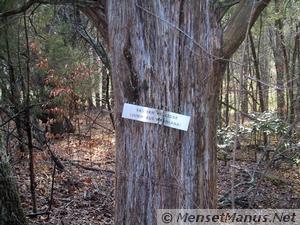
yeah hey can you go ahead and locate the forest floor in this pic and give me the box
[11,112,300,225]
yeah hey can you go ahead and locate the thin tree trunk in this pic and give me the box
[225,64,230,126]
[95,92,101,108]
[249,32,265,112]
[249,31,268,147]
[218,78,223,128]
[4,20,25,153]
[294,25,300,132]
[94,61,101,108]
[102,66,115,129]
[233,77,237,121]
[24,14,37,213]
[87,95,94,110]
[250,80,257,112]
[101,66,108,108]
[260,29,270,111]
[270,0,287,119]
[290,25,299,124]
[241,40,249,123]
[270,28,285,119]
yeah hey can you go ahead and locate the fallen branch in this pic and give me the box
[26,211,49,218]
[60,157,114,174]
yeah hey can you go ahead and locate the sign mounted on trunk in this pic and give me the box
[121,103,190,131]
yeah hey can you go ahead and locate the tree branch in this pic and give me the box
[222,0,271,58]
[0,0,108,43]
[0,0,37,18]
[216,0,241,21]
[74,20,110,68]
[0,0,102,18]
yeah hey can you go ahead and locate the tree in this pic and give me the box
[108,0,270,224]
[0,134,28,225]
[0,0,271,224]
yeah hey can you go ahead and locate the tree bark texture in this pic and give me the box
[0,1,271,225]
[108,1,222,224]
[0,145,28,225]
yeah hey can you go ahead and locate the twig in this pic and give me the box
[26,211,50,218]
[60,157,114,174]
[84,114,114,133]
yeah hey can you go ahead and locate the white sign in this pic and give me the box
[122,103,190,131]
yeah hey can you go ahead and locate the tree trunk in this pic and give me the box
[270,28,286,119]
[274,0,291,122]
[24,14,37,213]
[102,66,109,108]
[295,25,300,132]
[291,24,299,124]
[260,42,269,111]
[224,64,230,126]
[271,0,288,120]
[0,138,28,225]
[0,1,271,224]
[0,0,256,222]
[249,32,268,147]
[249,32,265,112]
[218,78,223,128]
[109,1,222,224]
[241,41,249,123]
[94,62,101,108]
[106,0,270,223]
[4,22,26,153]
[87,95,94,110]
[102,66,115,128]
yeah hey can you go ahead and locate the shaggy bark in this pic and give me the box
[107,0,270,224]
[0,1,271,224]
[109,2,222,223]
